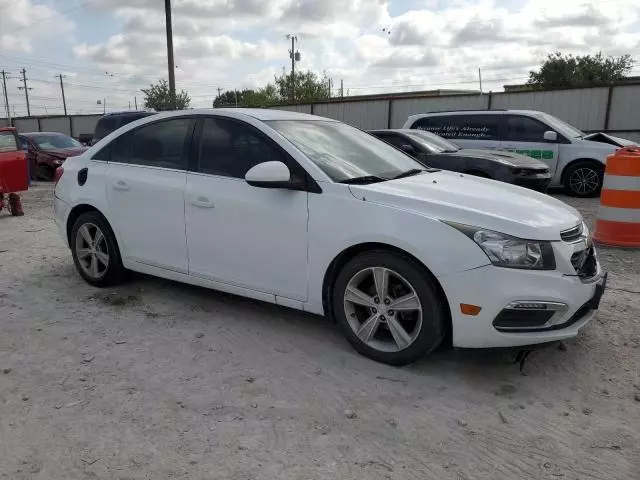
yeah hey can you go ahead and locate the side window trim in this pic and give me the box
[191,116,321,193]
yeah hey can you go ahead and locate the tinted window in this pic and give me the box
[197,117,290,179]
[94,117,116,139]
[128,118,190,169]
[378,133,410,149]
[0,131,18,152]
[412,115,501,141]
[19,136,30,150]
[505,115,550,142]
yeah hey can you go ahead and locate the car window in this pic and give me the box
[29,134,82,150]
[196,117,291,179]
[122,118,191,169]
[94,117,115,139]
[505,115,551,142]
[19,137,30,150]
[267,120,426,182]
[403,130,459,152]
[0,131,18,152]
[379,133,410,149]
[412,115,501,141]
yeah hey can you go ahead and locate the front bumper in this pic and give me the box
[438,258,605,349]
[512,173,552,192]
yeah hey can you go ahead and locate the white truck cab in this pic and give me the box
[403,109,634,197]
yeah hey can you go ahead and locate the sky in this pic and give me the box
[1,0,639,117]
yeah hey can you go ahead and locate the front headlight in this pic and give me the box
[444,222,556,270]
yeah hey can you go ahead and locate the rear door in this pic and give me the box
[500,115,560,175]
[410,114,503,151]
[104,117,195,273]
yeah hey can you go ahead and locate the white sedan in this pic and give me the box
[53,109,606,365]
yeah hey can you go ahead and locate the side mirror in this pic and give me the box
[245,161,292,189]
[543,131,558,142]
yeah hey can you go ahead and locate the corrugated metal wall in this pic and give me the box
[490,87,609,131]
[40,116,71,135]
[2,84,639,138]
[390,95,488,128]
[607,85,640,131]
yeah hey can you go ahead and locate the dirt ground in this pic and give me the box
[1,183,639,480]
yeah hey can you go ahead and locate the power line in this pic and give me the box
[3,0,101,35]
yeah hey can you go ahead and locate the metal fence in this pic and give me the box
[2,83,639,142]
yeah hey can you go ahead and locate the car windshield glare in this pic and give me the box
[32,134,82,150]
[267,120,426,182]
[403,130,459,153]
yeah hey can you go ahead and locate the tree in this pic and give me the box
[213,86,280,108]
[141,79,191,111]
[274,70,331,103]
[528,52,634,89]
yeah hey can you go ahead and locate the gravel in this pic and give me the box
[1,183,639,479]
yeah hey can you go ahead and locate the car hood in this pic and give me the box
[348,170,581,240]
[456,149,549,169]
[582,132,635,147]
[45,147,88,159]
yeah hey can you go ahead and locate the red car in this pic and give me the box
[20,132,87,181]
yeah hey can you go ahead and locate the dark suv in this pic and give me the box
[91,111,155,145]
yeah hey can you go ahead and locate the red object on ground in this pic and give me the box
[0,127,29,194]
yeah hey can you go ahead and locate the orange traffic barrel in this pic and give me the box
[593,146,640,247]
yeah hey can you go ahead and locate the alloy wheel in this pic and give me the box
[569,167,600,195]
[75,222,110,280]
[343,267,423,353]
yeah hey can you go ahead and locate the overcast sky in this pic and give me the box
[1,0,639,116]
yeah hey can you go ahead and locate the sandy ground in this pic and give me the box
[1,183,639,480]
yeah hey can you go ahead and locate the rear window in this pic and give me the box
[94,113,153,140]
[0,131,18,152]
[412,114,501,141]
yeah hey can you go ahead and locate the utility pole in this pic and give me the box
[58,74,67,116]
[1,70,11,124]
[217,87,222,97]
[164,0,176,109]
[18,68,33,117]
[287,34,298,103]
[478,68,483,94]
[129,101,131,110]
[134,96,138,110]
[340,79,344,98]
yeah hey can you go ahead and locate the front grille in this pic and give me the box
[561,224,583,242]
[571,247,597,279]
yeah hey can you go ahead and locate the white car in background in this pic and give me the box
[54,109,606,365]
[403,109,634,197]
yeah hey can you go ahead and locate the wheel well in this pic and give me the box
[560,158,604,184]
[65,204,100,248]
[322,242,453,345]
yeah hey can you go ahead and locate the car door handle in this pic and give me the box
[190,196,214,208]
[113,180,130,191]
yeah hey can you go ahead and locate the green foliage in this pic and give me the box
[142,79,191,111]
[212,70,330,108]
[527,52,634,89]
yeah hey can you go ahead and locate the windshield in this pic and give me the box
[267,120,426,182]
[537,113,585,138]
[30,134,82,150]
[402,130,459,153]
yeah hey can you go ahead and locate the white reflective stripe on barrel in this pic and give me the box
[602,175,640,191]
[596,205,640,223]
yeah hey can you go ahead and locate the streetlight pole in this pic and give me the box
[164,0,176,109]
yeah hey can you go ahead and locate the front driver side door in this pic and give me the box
[185,116,309,302]
[500,115,560,175]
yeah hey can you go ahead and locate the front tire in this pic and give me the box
[563,161,603,197]
[332,251,445,366]
[70,212,126,287]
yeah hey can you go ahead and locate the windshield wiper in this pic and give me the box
[391,169,427,180]
[338,175,387,185]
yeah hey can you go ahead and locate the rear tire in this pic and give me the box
[70,211,126,287]
[332,250,445,366]
[563,161,603,197]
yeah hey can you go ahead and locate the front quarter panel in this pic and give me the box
[305,182,490,315]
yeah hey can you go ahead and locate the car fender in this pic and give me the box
[305,183,490,315]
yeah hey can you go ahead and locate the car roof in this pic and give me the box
[101,111,154,117]
[21,131,66,137]
[0,127,16,132]
[408,109,542,118]
[135,108,335,123]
